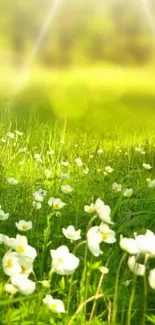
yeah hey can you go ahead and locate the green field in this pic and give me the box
[1,66,155,325]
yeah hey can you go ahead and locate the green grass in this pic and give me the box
[0,66,155,324]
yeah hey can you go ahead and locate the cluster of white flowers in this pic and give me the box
[48,197,66,210]
[1,234,37,295]
[112,183,134,197]
[120,230,155,288]
[33,188,47,209]
[85,198,116,256]
[135,147,145,155]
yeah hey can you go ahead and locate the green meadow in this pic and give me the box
[0,65,155,324]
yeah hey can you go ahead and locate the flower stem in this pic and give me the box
[126,274,137,325]
[112,253,127,324]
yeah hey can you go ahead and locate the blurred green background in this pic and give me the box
[0,0,155,133]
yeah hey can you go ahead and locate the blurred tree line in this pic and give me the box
[0,0,155,66]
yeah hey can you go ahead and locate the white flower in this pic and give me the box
[135,147,142,152]
[9,235,37,260]
[7,177,19,185]
[135,230,155,257]
[127,256,145,276]
[5,283,18,295]
[45,169,52,178]
[99,223,116,244]
[47,150,54,155]
[99,266,109,274]
[15,220,32,232]
[43,294,65,313]
[0,209,9,220]
[142,163,152,170]
[3,235,16,247]
[148,269,155,289]
[87,226,102,257]
[34,154,41,160]
[48,197,66,210]
[61,161,70,167]
[62,225,81,241]
[75,158,83,167]
[33,201,42,209]
[15,130,23,136]
[95,198,114,224]
[1,138,6,143]
[120,235,140,255]
[61,185,73,194]
[84,203,95,214]
[18,256,34,276]
[50,245,79,275]
[38,188,47,197]
[33,191,44,202]
[34,154,42,163]
[18,147,27,153]
[105,166,113,173]
[83,168,89,175]
[147,179,155,188]
[18,161,25,166]
[11,274,36,295]
[97,149,103,155]
[123,188,133,197]
[2,251,21,276]
[0,233,4,243]
[112,182,122,192]
[60,173,69,179]
[7,132,15,139]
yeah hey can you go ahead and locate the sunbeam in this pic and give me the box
[1,0,64,120]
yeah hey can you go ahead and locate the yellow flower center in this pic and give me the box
[57,257,63,264]
[21,267,27,274]
[18,245,25,253]
[7,259,13,268]
[54,203,60,209]
[102,233,108,241]
[88,207,94,213]
[51,303,57,310]
[22,224,28,231]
